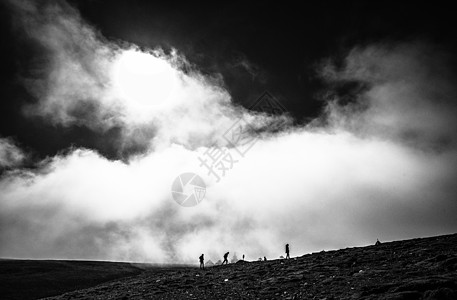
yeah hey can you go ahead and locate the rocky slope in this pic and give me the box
[42,233,457,299]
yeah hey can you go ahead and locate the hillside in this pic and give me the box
[3,233,457,299]
[0,260,146,300]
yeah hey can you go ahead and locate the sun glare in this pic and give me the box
[113,50,178,109]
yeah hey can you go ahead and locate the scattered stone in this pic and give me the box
[40,233,457,300]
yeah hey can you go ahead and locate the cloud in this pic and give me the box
[319,42,457,150]
[0,137,26,169]
[1,1,457,263]
[8,0,260,157]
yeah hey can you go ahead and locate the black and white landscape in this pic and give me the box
[2,233,457,299]
[0,1,456,299]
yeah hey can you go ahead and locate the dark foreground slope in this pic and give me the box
[4,233,457,300]
[0,260,146,300]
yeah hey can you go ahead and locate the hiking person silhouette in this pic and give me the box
[264,256,267,261]
[285,244,290,259]
[222,252,229,265]
[242,254,245,261]
[199,254,204,270]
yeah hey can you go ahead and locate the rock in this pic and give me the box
[382,291,422,299]
[423,288,457,300]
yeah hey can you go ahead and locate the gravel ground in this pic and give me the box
[43,233,457,299]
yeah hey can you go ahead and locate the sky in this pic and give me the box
[0,0,456,264]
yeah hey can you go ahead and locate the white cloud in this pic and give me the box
[9,0,255,153]
[320,42,457,149]
[0,137,26,168]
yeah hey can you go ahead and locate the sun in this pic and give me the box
[112,50,178,109]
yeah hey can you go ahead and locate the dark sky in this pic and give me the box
[0,0,456,160]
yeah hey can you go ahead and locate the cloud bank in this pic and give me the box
[1,1,456,263]
[0,137,26,168]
